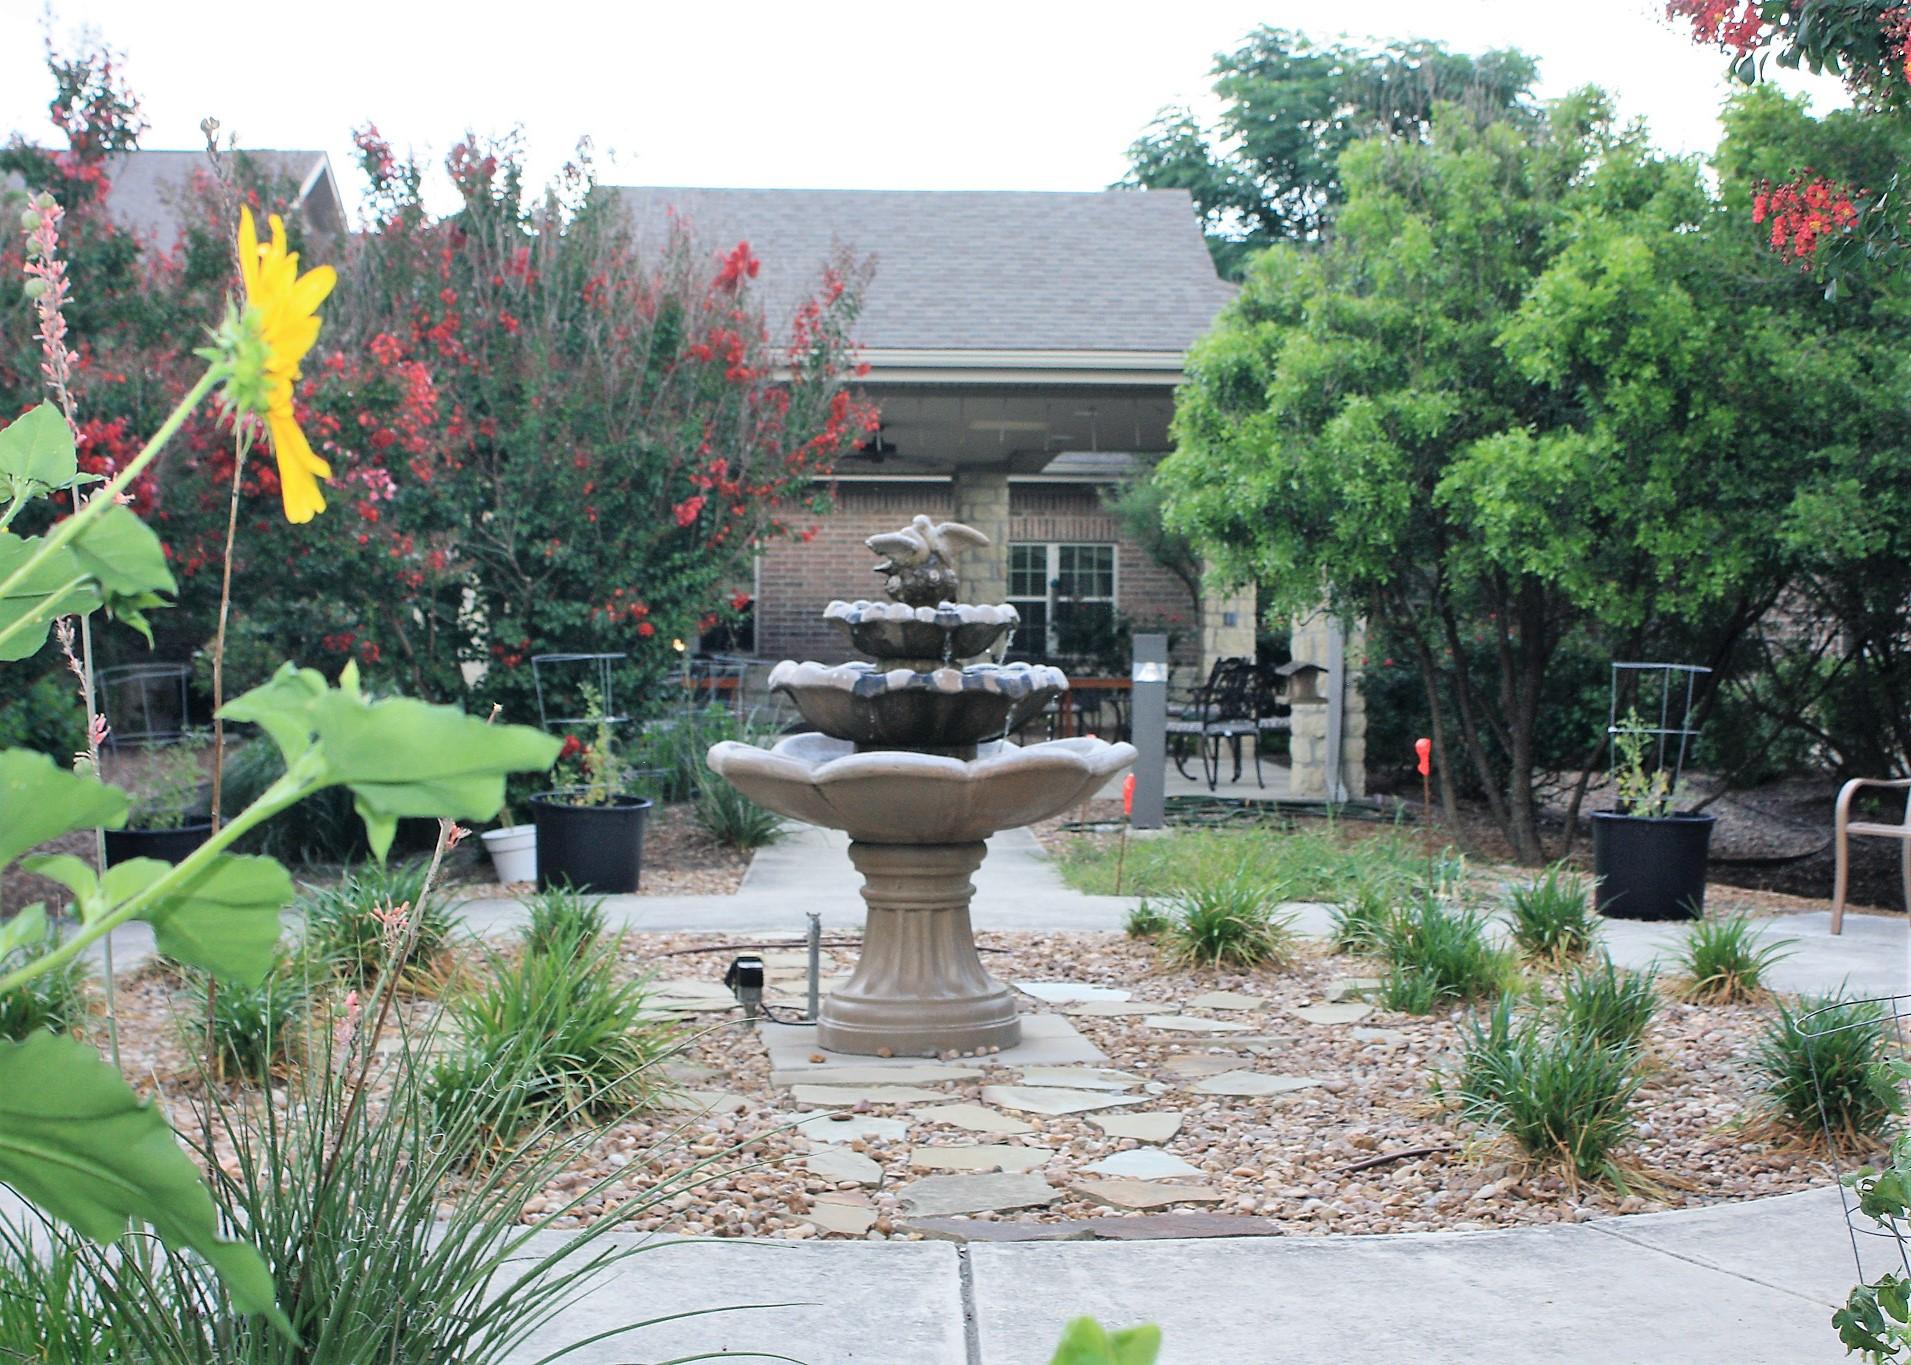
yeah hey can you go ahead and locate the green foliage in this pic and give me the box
[628,703,750,805]
[1754,995,1902,1144]
[1057,823,1422,902]
[429,930,673,1155]
[1837,1071,1911,1360]
[0,921,88,1041]
[1118,26,1536,273]
[1161,881,1298,970]
[694,767,782,850]
[0,1220,128,1362]
[1506,863,1597,963]
[1610,708,1676,818]
[298,860,452,982]
[1374,895,1517,1012]
[219,735,379,865]
[1451,1016,1644,1183]
[1156,89,1842,862]
[1556,957,1659,1050]
[0,665,85,760]
[1050,1315,1163,1365]
[186,958,306,1082]
[0,747,126,866]
[521,885,607,957]
[1672,916,1794,1003]
[1124,900,1172,939]
[126,740,207,830]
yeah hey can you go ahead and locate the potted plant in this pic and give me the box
[104,740,211,866]
[529,689,651,894]
[1591,705,1717,920]
[479,800,537,885]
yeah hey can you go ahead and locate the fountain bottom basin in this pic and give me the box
[818,840,1020,1056]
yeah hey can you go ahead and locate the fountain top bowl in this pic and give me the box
[824,598,1020,665]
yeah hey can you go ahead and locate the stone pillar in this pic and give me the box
[1288,609,1367,801]
[1199,570,1256,674]
[952,469,1010,606]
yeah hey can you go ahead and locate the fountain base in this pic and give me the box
[817,840,1022,1057]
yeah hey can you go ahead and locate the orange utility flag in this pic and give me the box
[1415,737,1432,777]
[1122,772,1136,817]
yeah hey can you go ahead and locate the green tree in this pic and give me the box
[1117,27,1538,275]
[1157,92,1817,861]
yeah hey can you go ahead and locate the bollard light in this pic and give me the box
[724,954,765,1020]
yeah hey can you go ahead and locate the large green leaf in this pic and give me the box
[1049,1317,1162,1365]
[68,504,177,645]
[0,535,95,661]
[0,904,46,959]
[222,663,562,859]
[0,749,127,869]
[0,401,81,498]
[141,853,291,984]
[0,1032,285,1329]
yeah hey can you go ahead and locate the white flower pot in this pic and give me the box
[481,823,537,884]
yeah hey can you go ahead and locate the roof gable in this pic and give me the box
[96,149,344,244]
[612,186,1232,355]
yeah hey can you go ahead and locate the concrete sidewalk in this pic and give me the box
[507,1187,1878,1363]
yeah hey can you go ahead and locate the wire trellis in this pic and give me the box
[530,653,630,733]
[1606,661,1711,794]
[94,662,193,748]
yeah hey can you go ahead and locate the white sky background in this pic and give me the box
[0,0,1850,220]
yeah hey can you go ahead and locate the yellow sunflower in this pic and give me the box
[235,207,337,523]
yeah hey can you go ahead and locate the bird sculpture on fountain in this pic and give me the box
[866,515,991,608]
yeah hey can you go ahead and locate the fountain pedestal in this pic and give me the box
[818,840,1020,1056]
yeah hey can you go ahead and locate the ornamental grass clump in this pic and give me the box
[185,957,306,1082]
[429,927,674,1157]
[1375,895,1517,1013]
[1453,1023,1645,1186]
[299,860,454,982]
[1556,956,1659,1050]
[521,885,608,957]
[0,924,88,1042]
[1330,869,1401,955]
[1125,900,1172,939]
[1754,995,1904,1146]
[1672,915,1794,1003]
[1506,862,1597,964]
[1161,881,1298,970]
[693,768,782,851]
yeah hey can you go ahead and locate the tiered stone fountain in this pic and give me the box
[707,516,1136,1056]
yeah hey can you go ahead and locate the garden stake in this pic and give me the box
[1114,772,1136,894]
[1415,737,1434,881]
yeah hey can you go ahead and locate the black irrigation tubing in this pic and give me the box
[652,940,1012,957]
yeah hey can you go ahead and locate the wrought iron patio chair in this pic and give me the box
[1165,657,1261,791]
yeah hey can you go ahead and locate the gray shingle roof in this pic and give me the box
[612,186,1232,354]
[96,149,343,244]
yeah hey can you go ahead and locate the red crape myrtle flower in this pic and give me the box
[1752,173,1864,264]
[1665,0,1765,55]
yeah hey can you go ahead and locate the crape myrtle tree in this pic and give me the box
[156,131,877,720]
[1155,92,1824,863]
[1117,26,1539,275]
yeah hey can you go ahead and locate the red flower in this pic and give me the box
[713,240,760,292]
[559,734,584,760]
[672,495,707,528]
[637,621,656,637]
[729,590,752,610]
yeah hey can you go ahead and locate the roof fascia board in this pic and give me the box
[858,348,1186,385]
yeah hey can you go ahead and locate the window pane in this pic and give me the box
[1057,544,1113,599]
[1007,599,1048,658]
[1008,544,1048,598]
[1054,600,1115,659]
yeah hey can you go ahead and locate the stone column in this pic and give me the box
[818,840,1021,1057]
[1199,571,1256,674]
[1288,609,1367,800]
[952,469,1010,606]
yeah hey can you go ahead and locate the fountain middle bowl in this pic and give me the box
[769,659,1067,750]
[823,599,1019,663]
[705,732,1137,844]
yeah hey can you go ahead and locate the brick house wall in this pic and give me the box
[753,480,1198,666]
[1008,483,1200,667]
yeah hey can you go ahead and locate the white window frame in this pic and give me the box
[1007,541,1118,657]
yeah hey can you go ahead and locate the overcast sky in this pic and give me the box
[0,0,1848,218]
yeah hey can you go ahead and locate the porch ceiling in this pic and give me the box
[847,382,1177,472]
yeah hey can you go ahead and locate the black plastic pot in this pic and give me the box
[530,792,651,894]
[1591,810,1716,921]
[103,820,212,867]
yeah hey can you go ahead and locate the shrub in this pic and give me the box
[0,923,89,1042]
[1556,957,1659,1050]
[1374,895,1517,1012]
[185,959,306,1081]
[1754,995,1903,1144]
[300,860,455,982]
[220,736,368,864]
[1330,871,1399,955]
[1161,882,1298,970]
[1125,900,1172,939]
[1672,916,1794,1003]
[1506,863,1597,963]
[1453,1023,1644,1183]
[521,886,608,957]
[0,667,85,760]
[429,931,674,1155]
